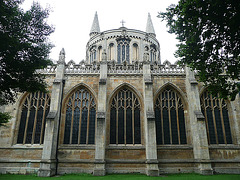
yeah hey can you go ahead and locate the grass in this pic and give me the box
[0,173,240,180]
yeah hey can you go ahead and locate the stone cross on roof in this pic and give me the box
[120,20,126,27]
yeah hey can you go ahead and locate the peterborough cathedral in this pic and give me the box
[0,12,240,176]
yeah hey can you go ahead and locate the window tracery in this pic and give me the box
[200,90,232,144]
[154,87,187,145]
[90,46,96,63]
[110,87,141,145]
[17,92,50,144]
[63,87,96,145]
[117,38,130,63]
[150,44,156,62]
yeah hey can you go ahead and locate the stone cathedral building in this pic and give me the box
[0,12,240,176]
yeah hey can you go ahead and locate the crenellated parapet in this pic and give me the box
[37,59,185,76]
[150,61,185,75]
[65,60,100,75]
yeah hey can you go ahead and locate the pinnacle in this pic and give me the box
[90,11,100,35]
[146,13,155,35]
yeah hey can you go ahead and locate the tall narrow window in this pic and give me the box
[150,44,156,62]
[90,46,96,63]
[110,87,141,145]
[155,87,187,145]
[133,43,139,60]
[201,91,232,144]
[17,92,50,144]
[109,43,115,60]
[98,46,102,61]
[117,38,130,63]
[63,87,96,145]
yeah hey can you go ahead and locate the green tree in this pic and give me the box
[158,0,240,100]
[0,0,54,125]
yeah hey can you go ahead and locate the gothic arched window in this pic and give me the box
[154,87,187,145]
[200,91,232,144]
[17,92,50,144]
[117,38,130,63]
[90,46,96,63]
[109,43,115,60]
[110,87,141,145]
[98,46,102,61]
[133,43,139,60]
[63,87,96,145]
[150,44,156,62]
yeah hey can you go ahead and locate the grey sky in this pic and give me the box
[22,0,179,63]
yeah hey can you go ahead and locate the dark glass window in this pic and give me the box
[110,87,141,145]
[200,91,232,144]
[17,92,50,144]
[117,38,131,63]
[155,88,187,145]
[63,87,96,145]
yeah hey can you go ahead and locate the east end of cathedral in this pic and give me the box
[0,12,240,177]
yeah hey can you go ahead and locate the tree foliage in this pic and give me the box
[159,0,240,100]
[0,0,54,125]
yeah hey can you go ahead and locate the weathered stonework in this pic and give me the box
[0,13,240,176]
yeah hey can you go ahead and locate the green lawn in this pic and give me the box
[0,173,240,180]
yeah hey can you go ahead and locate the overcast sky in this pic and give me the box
[22,0,180,63]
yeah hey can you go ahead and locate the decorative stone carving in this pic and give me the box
[97,112,106,120]
[144,76,152,84]
[146,111,155,121]
[99,78,107,85]
[194,111,205,121]
[189,78,198,85]
[57,48,65,65]
[53,79,62,84]
[46,111,57,120]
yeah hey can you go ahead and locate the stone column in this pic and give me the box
[230,93,240,144]
[38,49,65,177]
[93,49,107,176]
[142,51,159,176]
[185,67,213,175]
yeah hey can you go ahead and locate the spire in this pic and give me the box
[146,13,155,36]
[90,12,100,36]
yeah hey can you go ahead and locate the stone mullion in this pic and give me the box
[176,95,181,145]
[31,92,40,144]
[40,96,49,144]
[116,95,119,145]
[219,99,227,144]
[78,92,83,145]
[132,93,135,145]
[124,90,127,144]
[160,97,164,144]
[168,90,172,144]
[203,98,210,144]
[86,97,91,144]
[210,95,218,144]
[69,97,76,144]
[23,94,32,144]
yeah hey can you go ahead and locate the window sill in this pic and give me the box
[58,144,95,150]
[209,144,240,149]
[107,145,145,150]
[9,144,44,149]
[157,145,193,149]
